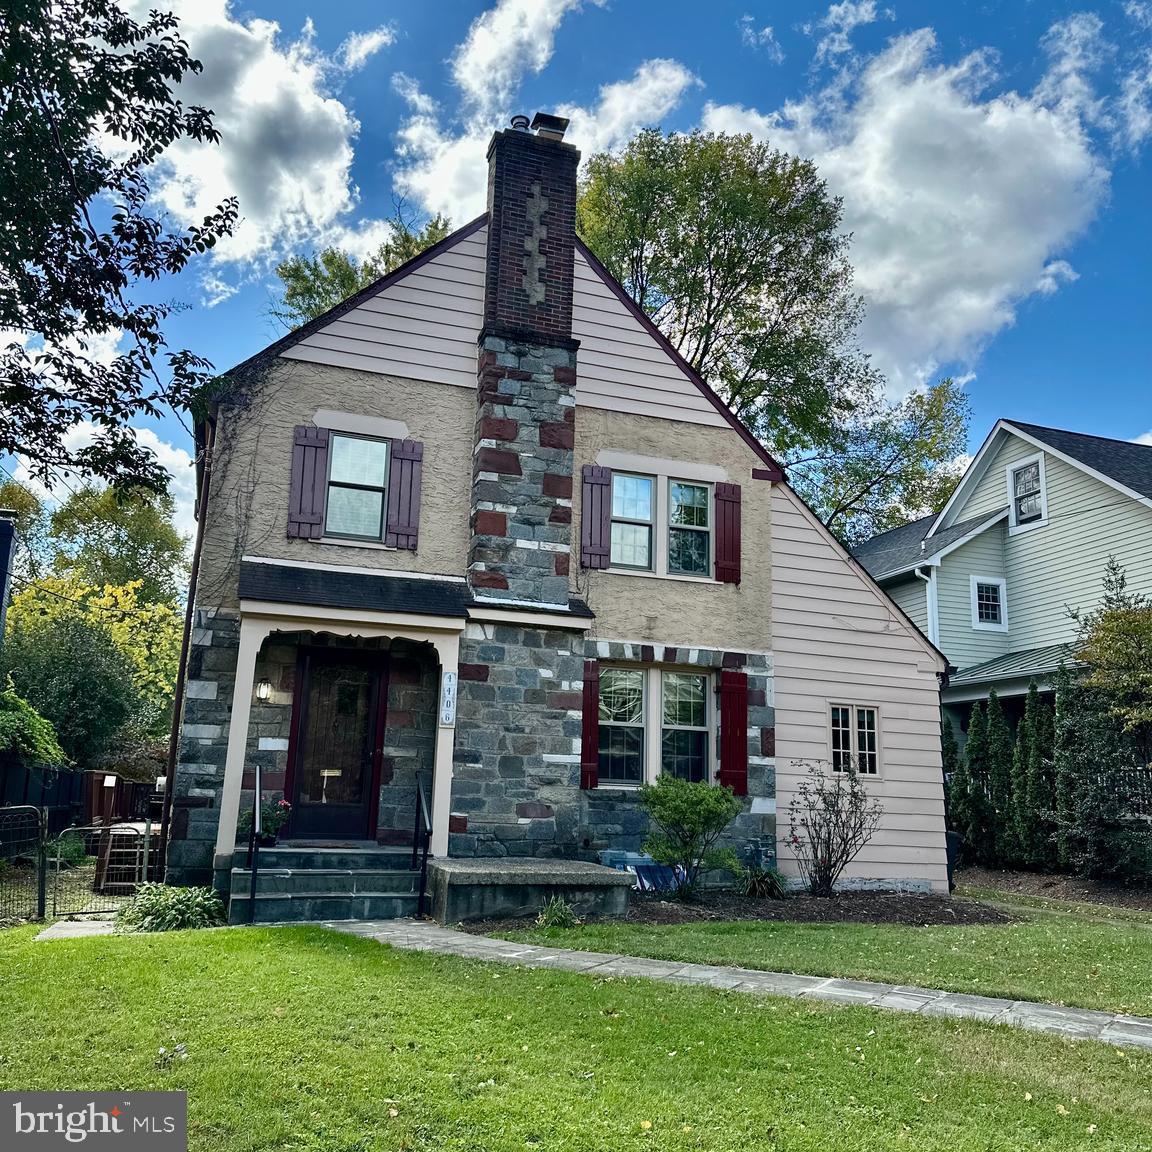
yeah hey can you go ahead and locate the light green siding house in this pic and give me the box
[854,421,1152,728]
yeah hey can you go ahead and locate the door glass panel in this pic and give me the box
[297,663,374,806]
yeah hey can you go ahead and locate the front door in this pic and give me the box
[287,649,388,840]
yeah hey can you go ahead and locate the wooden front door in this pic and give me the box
[286,649,388,840]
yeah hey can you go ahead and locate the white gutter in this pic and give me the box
[914,565,940,647]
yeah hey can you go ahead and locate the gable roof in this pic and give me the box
[853,508,1007,580]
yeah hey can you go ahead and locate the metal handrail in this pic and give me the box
[410,773,432,917]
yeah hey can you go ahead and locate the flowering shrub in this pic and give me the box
[238,797,291,840]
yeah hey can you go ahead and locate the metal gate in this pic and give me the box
[50,823,156,917]
[0,806,44,923]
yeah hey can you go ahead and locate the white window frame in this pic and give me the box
[323,433,391,543]
[969,574,1008,632]
[1005,452,1048,534]
[597,666,715,788]
[608,472,656,572]
[666,478,713,578]
[828,702,881,776]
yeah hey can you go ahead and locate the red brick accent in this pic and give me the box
[548,691,583,710]
[722,651,747,669]
[554,553,570,576]
[640,645,654,663]
[478,349,498,370]
[479,416,519,442]
[663,647,680,663]
[505,368,534,382]
[542,472,572,498]
[377,828,414,847]
[748,688,767,708]
[242,771,285,790]
[539,421,574,449]
[449,814,468,834]
[554,365,576,386]
[459,663,490,682]
[470,569,509,589]
[388,710,414,729]
[474,510,507,536]
[476,447,522,476]
[516,801,554,819]
[389,659,422,685]
[548,505,571,525]
[760,727,776,757]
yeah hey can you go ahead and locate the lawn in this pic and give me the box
[2,925,1151,1151]
[497,894,1152,1017]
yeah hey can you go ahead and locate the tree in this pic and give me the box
[0,0,236,491]
[271,208,453,328]
[961,701,996,865]
[0,677,66,766]
[786,379,970,546]
[577,130,879,453]
[0,479,49,578]
[1013,682,1058,870]
[986,691,1019,866]
[49,484,188,604]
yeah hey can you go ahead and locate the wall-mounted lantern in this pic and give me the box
[255,678,272,702]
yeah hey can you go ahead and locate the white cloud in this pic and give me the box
[739,16,784,63]
[1119,53,1152,148]
[1035,13,1111,126]
[703,27,1109,392]
[339,26,395,71]
[1133,430,1152,446]
[806,1,892,65]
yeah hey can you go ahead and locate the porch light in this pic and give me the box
[255,678,272,702]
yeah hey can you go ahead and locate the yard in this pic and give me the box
[2,922,1151,1151]
[494,888,1152,1018]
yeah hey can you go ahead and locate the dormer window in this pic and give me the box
[1005,453,1047,532]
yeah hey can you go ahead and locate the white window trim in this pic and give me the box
[828,701,882,776]
[598,665,715,788]
[970,574,1008,632]
[1005,451,1048,534]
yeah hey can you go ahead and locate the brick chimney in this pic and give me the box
[468,113,580,606]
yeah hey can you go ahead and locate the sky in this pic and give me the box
[11,0,1152,532]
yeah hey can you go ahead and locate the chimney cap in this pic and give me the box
[530,112,569,141]
[509,114,530,131]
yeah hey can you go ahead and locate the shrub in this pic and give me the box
[787,761,883,896]
[116,883,225,933]
[50,829,90,869]
[536,895,581,929]
[731,862,788,899]
[639,776,742,899]
[0,676,66,766]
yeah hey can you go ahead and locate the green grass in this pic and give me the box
[497,896,1152,1017]
[2,925,1151,1150]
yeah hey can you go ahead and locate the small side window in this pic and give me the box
[830,704,880,775]
[970,575,1008,631]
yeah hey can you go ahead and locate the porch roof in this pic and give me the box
[948,643,1081,688]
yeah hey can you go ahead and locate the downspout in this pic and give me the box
[157,417,216,879]
[914,565,940,648]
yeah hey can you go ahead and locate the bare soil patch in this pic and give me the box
[959,867,1152,913]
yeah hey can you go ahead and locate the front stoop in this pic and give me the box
[228,845,423,924]
[427,857,632,923]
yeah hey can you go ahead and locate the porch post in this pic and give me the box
[213,616,269,862]
[429,632,460,857]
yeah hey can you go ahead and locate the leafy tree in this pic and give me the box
[0,676,66,765]
[0,0,236,491]
[271,208,453,328]
[0,479,50,578]
[577,130,878,453]
[49,484,188,604]
[985,691,1018,865]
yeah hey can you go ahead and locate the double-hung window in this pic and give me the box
[668,482,711,576]
[830,704,879,774]
[970,575,1008,631]
[610,474,655,570]
[1007,455,1047,529]
[607,472,714,577]
[597,667,713,785]
[325,434,390,540]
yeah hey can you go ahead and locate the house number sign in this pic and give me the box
[439,670,458,727]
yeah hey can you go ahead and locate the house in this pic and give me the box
[854,420,1152,730]
[165,112,949,919]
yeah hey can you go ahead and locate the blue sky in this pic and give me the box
[15,0,1152,528]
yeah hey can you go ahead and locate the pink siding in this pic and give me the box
[771,486,950,893]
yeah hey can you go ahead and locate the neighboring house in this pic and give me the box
[855,420,1152,730]
[166,112,949,919]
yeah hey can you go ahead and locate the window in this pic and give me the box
[325,434,389,540]
[610,474,654,570]
[830,704,879,774]
[598,667,713,785]
[969,575,1008,631]
[1006,453,1047,530]
[668,482,711,576]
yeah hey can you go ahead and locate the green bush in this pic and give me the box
[731,862,788,900]
[0,676,66,765]
[116,883,225,933]
[639,776,742,899]
[536,895,582,929]
[50,830,89,868]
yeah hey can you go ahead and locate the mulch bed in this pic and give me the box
[463,890,1016,936]
[958,867,1152,913]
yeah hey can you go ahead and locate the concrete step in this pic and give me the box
[227,890,421,925]
[243,846,417,871]
[230,867,421,896]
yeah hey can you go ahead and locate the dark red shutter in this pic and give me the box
[385,440,424,550]
[287,426,330,539]
[714,483,742,584]
[718,669,749,796]
[581,465,612,569]
[580,659,600,789]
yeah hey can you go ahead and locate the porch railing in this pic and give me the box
[410,773,432,917]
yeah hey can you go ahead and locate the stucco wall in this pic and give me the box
[198,358,476,609]
[572,407,773,652]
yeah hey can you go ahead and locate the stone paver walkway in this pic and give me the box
[35,918,115,941]
[324,918,1152,1052]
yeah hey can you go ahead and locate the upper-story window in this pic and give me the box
[325,434,390,540]
[610,474,655,570]
[668,482,711,576]
[607,472,713,577]
[1006,453,1047,531]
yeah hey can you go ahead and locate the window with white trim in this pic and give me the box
[830,704,879,774]
[969,575,1008,631]
[598,667,714,785]
[1006,453,1047,530]
[607,472,714,578]
[325,434,390,540]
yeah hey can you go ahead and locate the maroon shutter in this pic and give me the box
[287,426,330,539]
[580,465,612,569]
[718,669,749,796]
[580,659,600,789]
[714,483,742,584]
[385,440,424,550]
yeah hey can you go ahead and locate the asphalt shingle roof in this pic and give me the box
[853,509,1006,579]
[1007,422,1152,502]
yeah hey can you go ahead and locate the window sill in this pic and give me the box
[971,622,1009,633]
[590,784,645,796]
[602,567,721,586]
[314,536,399,553]
[1008,518,1048,536]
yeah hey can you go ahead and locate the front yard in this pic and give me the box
[2,922,1151,1150]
